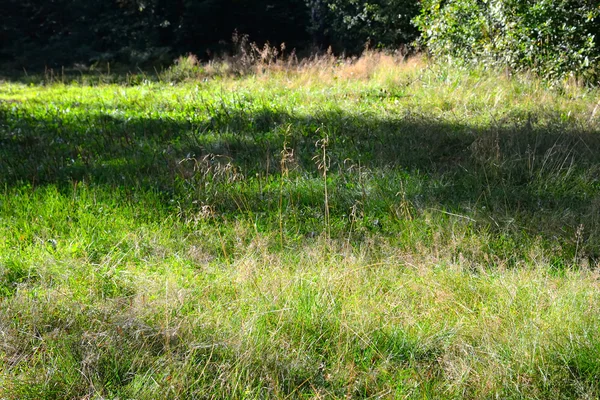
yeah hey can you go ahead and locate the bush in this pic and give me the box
[415,0,600,82]
[161,54,205,82]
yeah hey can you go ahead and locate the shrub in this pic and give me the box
[415,0,600,82]
[161,54,204,82]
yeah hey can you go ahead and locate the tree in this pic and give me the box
[313,0,420,53]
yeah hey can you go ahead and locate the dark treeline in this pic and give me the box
[0,0,419,69]
[1,0,598,81]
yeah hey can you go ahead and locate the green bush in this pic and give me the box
[415,0,600,81]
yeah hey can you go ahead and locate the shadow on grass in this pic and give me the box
[1,101,600,258]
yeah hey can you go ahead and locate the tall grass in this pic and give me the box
[1,52,600,398]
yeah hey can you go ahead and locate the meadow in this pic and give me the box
[1,54,600,399]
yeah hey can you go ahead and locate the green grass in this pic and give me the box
[1,55,600,398]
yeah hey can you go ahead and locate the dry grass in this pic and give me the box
[163,40,426,87]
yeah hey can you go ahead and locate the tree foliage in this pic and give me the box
[310,0,420,53]
[1,0,311,68]
[2,0,599,82]
[415,0,600,80]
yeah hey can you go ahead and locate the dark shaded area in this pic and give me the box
[0,0,420,70]
[2,99,599,184]
[1,99,600,262]
[0,0,312,69]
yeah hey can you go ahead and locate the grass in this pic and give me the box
[1,53,600,398]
